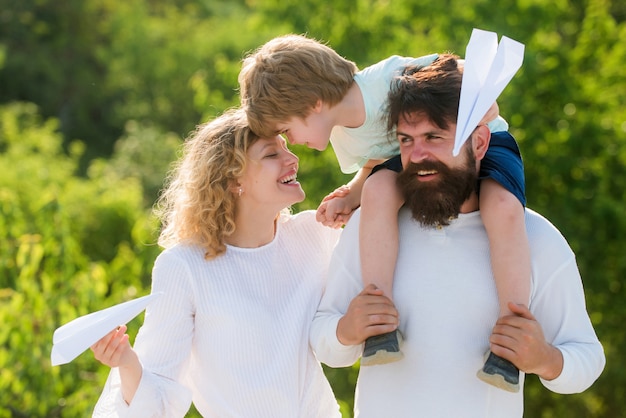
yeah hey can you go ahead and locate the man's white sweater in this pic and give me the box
[311,208,605,418]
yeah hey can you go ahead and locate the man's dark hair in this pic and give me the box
[387,54,462,133]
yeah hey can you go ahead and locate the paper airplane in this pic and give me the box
[454,28,525,155]
[51,292,162,366]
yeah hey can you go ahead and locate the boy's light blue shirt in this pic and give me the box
[330,54,508,174]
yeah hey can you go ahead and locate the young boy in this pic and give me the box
[238,34,530,393]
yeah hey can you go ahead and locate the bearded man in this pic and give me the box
[310,54,605,418]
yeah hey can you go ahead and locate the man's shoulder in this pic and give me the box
[525,208,574,256]
[525,208,561,235]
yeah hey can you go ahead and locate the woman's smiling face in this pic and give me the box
[237,135,305,211]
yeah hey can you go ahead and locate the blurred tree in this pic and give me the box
[0,0,122,163]
[512,0,626,415]
[0,0,254,166]
[0,103,159,416]
[100,120,181,205]
[0,0,624,416]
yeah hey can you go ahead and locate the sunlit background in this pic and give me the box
[1,0,624,416]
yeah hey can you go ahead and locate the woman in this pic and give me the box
[91,108,341,417]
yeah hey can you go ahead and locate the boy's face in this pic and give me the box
[275,103,333,151]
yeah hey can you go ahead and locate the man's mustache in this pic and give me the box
[403,160,451,176]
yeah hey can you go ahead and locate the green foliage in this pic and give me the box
[513,1,626,416]
[99,120,182,206]
[0,0,254,163]
[322,364,360,416]
[0,103,159,416]
[0,0,123,161]
[0,0,625,416]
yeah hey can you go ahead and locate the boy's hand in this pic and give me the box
[316,185,360,228]
[317,195,357,228]
[321,185,350,202]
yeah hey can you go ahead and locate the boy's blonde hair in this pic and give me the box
[239,34,358,138]
[155,108,260,260]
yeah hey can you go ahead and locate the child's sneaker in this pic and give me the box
[361,330,404,366]
[476,351,520,392]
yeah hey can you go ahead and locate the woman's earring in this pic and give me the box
[238,187,243,197]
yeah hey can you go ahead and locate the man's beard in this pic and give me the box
[397,147,478,227]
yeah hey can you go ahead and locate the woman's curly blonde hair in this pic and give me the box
[155,108,260,260]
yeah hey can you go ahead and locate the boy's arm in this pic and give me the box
[311,211,398,367]
[345,159,384,203]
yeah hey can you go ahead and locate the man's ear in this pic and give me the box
[472,125,491,161]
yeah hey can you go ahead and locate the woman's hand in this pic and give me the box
[91,325,143,404]
[91,325,135,368]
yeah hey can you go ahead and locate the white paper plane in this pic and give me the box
[454,28,525,155]
[51,292,162,366]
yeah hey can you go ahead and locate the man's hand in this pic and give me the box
[490,302,564,381]
[336,284,399,346]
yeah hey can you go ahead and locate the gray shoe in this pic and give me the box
[361,330,404,366]
[476,351,520,392]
